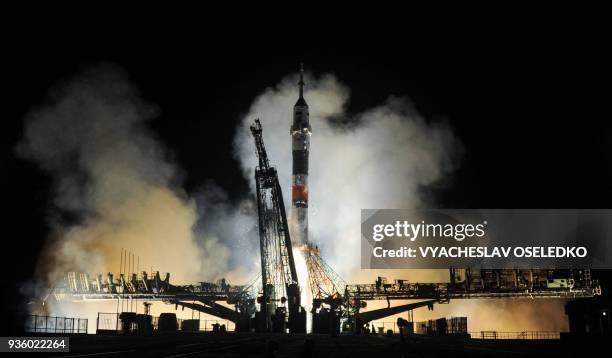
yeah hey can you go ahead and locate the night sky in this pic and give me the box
[2,15,609,333]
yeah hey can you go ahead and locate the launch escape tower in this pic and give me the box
[250,119,306,333]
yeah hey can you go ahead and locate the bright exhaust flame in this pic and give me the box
[293,247,312,332]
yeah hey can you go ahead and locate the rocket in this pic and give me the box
[290,64,312,245]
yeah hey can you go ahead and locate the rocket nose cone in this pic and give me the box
[295,97,308,107]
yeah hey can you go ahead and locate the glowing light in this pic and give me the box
[293,247,312,332]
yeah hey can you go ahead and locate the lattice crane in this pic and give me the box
[250,119,306,333]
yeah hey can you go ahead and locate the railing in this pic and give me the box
[25,315,88,334]
[151,317,234,332]
[370,322,559,340]
[97,312,120,331]
[368,321,400,333]
[96,312,235,333]
[470,331,560,340]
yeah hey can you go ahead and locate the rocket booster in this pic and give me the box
[290,64,312,245]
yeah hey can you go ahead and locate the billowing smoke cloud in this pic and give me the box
[234,72,459,279]
[16,64,231,296]
[192,182,259,282]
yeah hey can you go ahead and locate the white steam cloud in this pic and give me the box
[16,64,233,295]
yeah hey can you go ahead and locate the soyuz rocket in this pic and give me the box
[290,64,312,245]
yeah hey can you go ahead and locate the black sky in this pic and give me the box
[2,15,610,333]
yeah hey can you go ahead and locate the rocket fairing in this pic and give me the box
[290,64,312,245]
